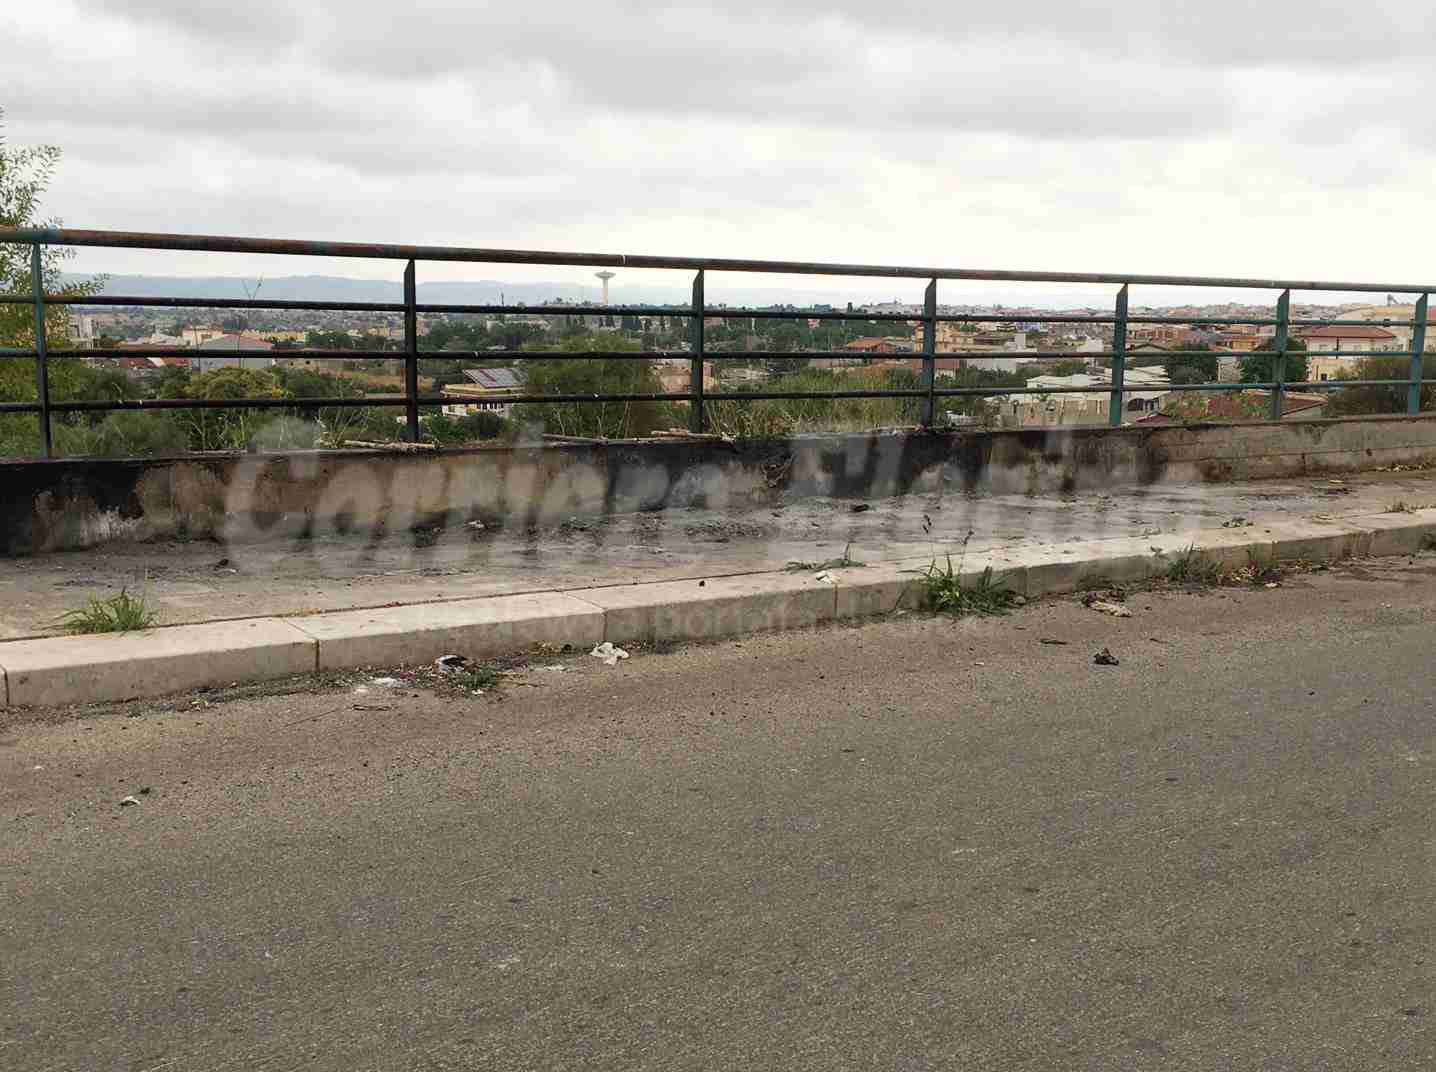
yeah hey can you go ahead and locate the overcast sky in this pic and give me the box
[5,1,1435,305]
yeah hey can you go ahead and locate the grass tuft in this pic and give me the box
[1163,544,1226,586]
[60,588,157,635]
[453,665,500,691]
[920,555,1017,616]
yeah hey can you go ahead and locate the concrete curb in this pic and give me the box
[4,509,1434,708]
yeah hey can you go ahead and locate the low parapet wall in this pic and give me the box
[5,415,1436,554]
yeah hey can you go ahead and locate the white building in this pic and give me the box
[993,367,1171,427]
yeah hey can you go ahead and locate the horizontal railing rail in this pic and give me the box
[2,226,1433,457]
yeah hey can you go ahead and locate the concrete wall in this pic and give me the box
[6,414,1436,555]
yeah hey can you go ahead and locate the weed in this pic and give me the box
[1422,533,1436,552]
[1163,544,1226,586]
[453,665,500,691]
[920,555,1017,616]
[1389,501,1414,514]
[785,542,865,572]
[60,591,154,635]
[60,588,158,635]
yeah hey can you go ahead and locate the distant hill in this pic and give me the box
[62,273,878,309]
[65,273,603,305]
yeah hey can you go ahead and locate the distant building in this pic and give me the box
[1296,324,1400,353]
[182,327,227,347]
[195,334,275,372]
[719,365,768,384]
[841,337,898,355]
[1301,353,1349,382]
[440,367,526,419]
[656,362,717,395]
[112,348,193,378]
[67,314,96,346]
[991,367,1171,428]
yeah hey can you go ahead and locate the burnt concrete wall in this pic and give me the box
[5,415,1436,555]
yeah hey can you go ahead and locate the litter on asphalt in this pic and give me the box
[590,642,630,667]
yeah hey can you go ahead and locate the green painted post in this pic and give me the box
[403,259,419,442]
[1270,289,1290,421]
[1408,293,1428,415]
[920,278,937,428]
[1108,284,1128,426]
[31,243,52,458]
[690,270,705,433]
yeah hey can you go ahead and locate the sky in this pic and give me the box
[4,1,1435,307]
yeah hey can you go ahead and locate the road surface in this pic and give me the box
[3,559,1434,1069]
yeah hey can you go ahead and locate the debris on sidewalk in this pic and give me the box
[369,676,403,688]
[813,571,834,583]
[1038,638,1069,646]
[590,642,630,667]
[850,503,871,513]
[1222,517,1252,528]
[1093,648,1120,666]
[1084,599,1131,618]
[119,795,141,807]
[435,655,469,673]
[532,664,569,673]
[465,520,487,533]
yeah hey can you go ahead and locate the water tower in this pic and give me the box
[594,270,615,306]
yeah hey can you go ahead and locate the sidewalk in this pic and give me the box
[3,469,1436,707]
[5,468,1435,640]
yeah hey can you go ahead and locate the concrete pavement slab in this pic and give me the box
[0,618,315,708]
[291,592,605,670]
[578,572,836,644]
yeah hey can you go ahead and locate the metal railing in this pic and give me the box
[1,227,1432,458]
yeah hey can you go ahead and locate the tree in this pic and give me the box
[422,410,508,444]
[0,108,105,456]
[518,331,675,438]
[1025,358,1087,379]
[1164,345,1218,384]
[1240,337,1308,385]
[1325,356,1435,416]
[177,367,287,451]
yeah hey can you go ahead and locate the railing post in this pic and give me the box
[690,270,705,433]
[403,259,419,442]
[920,278,937,428]
[1270,289,1290,421]
[1108,284,1128,426]
[1408,293,1428,415]
[30,244,52,458]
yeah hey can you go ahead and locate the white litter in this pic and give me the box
[434,655,468,673]
[1087,600,1132,618]
[813,571,834,583]
[533,665,569,673]
[370,676,403,688]
[119,795,141,807]
[590,642,630,666]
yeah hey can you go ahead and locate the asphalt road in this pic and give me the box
[3,560,1435,1070]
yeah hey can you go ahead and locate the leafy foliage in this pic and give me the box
[0,108,107,456]
[1240,337,1308,384]
[1325,356,1436,416]
[517,331,674,439]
